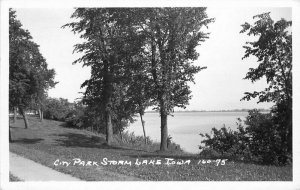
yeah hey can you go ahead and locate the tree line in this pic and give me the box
[9,9,56,141]
[9,8,214,151]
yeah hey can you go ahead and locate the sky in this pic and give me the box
[14,7,292,111]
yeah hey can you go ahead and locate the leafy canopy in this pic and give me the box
[240,12,292,104]
[130,8,214,114]
[9,9,56,111]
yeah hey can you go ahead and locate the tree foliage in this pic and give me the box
[200,13,292,165]
[200,110,291,165]
[129,8,214,150]
[43,98,73,121]
[130,8,213,112]
[9,9,56,128]
[63,8,145,145]
[240,12,292,155]
[240,12,292,104]
[64,8,213,149]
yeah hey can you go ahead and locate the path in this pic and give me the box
[10,152,81,181]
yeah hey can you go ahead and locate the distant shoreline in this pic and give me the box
[146,109,270,113]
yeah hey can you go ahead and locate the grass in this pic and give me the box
[113,130,183,153]
[9,116,292,181]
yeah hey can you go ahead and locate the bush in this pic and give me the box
[43,98,73,121]
[199,123,251,161]
[199,109,291,165]
[244,110,287,165]
[65,102,86,128]
[64,102,132,136]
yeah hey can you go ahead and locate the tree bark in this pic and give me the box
[19,107,29,129]
[160,106,168,151]
[41,111,43,121]
[140,113,147,144]
[287,105,292,154]
[38,109,42,120]
[103,65,114,146]
[106,111,113,145]
[13,107,17,123]
[119,128,123,141]
[9,127,12,142]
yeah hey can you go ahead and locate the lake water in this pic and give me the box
[126,112,248,154]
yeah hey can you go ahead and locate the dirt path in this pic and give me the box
[10,152,81,181]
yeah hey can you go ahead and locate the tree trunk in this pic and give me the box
[9,127,12,142]
[140,113,147,144]
[287,122,292,154]
[102,57,114,146]
[106,111,113,146]
[287,106,292,154]
[38,109,42,120]
[160,109,168,151]
[13,107,17,123]
[41,110,44,122]
[19,107,29,129]
[119,128,123,141]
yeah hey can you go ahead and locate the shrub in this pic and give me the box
[246,109,291,165]
[199,123,251,161]
[64,102,132,137]
[65,102,86,128]
[43,98,73,121]
[199,109,291,165]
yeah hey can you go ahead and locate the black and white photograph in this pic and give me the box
[0,0,299,189]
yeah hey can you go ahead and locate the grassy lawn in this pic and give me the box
[9,116,292,181]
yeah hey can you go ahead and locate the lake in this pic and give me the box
[126,112,248,154]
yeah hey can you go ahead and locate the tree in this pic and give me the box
[240,13,292,155]
[63,8,145,145]
[124,52,154,144]
[31,51,57,122]
[10,9,32,128]
[9,9,56,128]
[29,48,57,122]
[64,8,213,149]
[130,8,214,150]
[130,76,152,144]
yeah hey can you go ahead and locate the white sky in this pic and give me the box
[15,7,291,110]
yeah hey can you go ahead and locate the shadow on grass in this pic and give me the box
[53,132,138,151]
[9,126,22,129]
[59,122,68,127]
[12,138,44,144]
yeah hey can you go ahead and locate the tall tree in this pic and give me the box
[240,13,292,154]
[65,8,213,149]
[9,9,56,128]
[63,8,145,145]
[119,49,154,144]
[10,9,32,128]
[130,8,213,150]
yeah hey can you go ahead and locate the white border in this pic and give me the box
[1,0,300,190]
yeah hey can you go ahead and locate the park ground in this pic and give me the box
[9,116,292,181]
